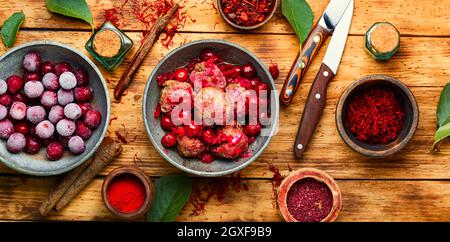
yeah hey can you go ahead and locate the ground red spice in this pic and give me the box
[286,178,333,222]
[346,87,405,144]
[220,0,273,26]
[189,173,248,216]
[107,174,146,213]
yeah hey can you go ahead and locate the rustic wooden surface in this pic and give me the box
[0,0,449,221]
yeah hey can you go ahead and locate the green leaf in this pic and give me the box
[148,174,191,222]
[281,0,314,44]
[437,83,450,128]
[45,0,93,31]
[433,122,450,152]
[1,11,25,48]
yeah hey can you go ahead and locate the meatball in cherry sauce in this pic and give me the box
[0,51,102,161]
[155,49,270,162]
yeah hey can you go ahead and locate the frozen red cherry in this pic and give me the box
[64,103,82,120]
[54,62,72,76]
[40,91,58,108]
[56,118,76,137]
[255,82,270,93]
[174,68,189,82]
[161,133,177,148]
[73,69,88,86]
[6,133,26,153]
[10,102,27,120]
[24,72,40,82]
[74,86,93,102]
[25,136,41,154]
[24,81,45,98]
[23,51,41,72]
[59,72,77,90]
[68,136,85,155]
[40,61,54,75]
[75,121,92,140]
[84,110,101,129]
[27,106,46,124]
[0,79,7,95]
[77,103,91,117]
[244,124,261,137]
[36,120,55,139]
[42,72,60,91]
[6,75,24,94]
[12,93,28,103]
[46,142,64,161]
[242,63,257,78]
[48,105,64,124]
[0,105,7,120]
[0,120,14,139]
[160,116,173,131]
[57,89,74,106]
[14,121,30,135]
[0,94,11,106]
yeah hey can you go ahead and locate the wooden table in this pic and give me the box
[0,0,449,222]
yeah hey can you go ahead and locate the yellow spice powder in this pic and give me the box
[370,23,400,53]
[93,29,122,58]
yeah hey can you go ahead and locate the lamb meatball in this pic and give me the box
[177,135,206,158]
[226,83,248,118]
[189,61,227,91]
[194,87,233,126]
[212,126,249,159]
[159,80,193,113]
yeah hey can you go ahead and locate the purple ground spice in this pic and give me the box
[286,178,333,222]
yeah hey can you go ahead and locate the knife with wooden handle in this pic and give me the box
[294,0,354,159]
[280,0,352,106]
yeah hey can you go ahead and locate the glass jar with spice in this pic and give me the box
[85,21,134,71]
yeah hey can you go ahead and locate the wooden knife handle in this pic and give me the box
[294,63,334,159]
[280,24,330,106]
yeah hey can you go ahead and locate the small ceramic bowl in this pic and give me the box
[0,41,110,176]
[277,168,342,222]
[336,75,419,158]
[102,166,154,220]
[142,39,279,177]
[217,0,279,30]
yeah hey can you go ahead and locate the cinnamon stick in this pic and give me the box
[55,137,122,211]
[38,137,122,216]
[114,4,179,100]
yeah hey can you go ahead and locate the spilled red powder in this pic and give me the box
[189,173,248,216]
[346,87,405,144]
[286,178,333,222]
[107,174,146,213]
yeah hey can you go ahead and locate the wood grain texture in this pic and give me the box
[0,31,449,179]
[1,176,450,222]
[0,0,449,36]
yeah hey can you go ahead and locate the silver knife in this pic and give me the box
[294,0,354,159]
[280,0,353,106]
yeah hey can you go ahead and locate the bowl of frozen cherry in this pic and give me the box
[0,41,110,176]
[143,40,279,177]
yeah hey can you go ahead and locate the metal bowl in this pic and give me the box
[0,41,110,176]
[142,40,279,177]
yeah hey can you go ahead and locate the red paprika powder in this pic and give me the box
[346,87,405,144]
[106,174,146,213]
[286,178,333,222]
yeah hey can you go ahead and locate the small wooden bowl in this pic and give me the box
[102,166,154,220]
[336,75,419,158]
[217,0,279,30]
[277,168,342,222]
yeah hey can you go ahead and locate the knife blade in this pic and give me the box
[293,0,354,159]
[280,0,352,106]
